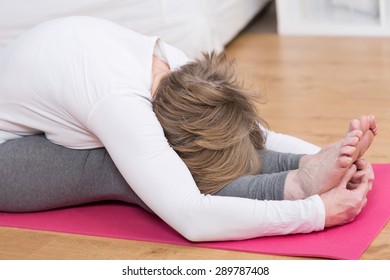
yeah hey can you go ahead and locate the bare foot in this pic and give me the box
[349,115,377,158]
[284,116,376,200]
[284,129,360,199]
[284,116,378,200]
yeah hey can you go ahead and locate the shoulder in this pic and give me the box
[158,40,190,70]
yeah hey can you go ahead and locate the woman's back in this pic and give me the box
[0,16,156,147]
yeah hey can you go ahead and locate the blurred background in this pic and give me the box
[1,0,389,58]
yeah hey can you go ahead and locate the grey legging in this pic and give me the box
[0,134,302,213]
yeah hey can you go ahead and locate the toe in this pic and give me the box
[359,115,370,132]
[348,129,363,140]
[337,155,353,168]
[343,135,359,147]
[349,119,360,133]
[340,145,357,157]
[368,115,378,135]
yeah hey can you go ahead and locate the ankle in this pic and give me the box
[284,170,307,200]
[298,154,311,168]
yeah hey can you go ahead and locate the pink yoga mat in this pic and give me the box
[0,164,389,259]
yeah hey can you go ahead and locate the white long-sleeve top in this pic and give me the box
[0,16,324,241]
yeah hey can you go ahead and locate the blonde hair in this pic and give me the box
[153,52,266,194]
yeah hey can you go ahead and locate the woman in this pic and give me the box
[0,17,373,241]
[152,51,376,199]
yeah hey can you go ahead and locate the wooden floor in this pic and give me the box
[0,33,389,260]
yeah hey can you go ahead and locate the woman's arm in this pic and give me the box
[87,93,325,241]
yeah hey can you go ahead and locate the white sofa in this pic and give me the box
[0,0,270,58]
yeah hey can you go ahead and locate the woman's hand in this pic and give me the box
[320,164,371,228]
[347,158,374,190]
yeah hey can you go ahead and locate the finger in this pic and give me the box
[355,158,367,170]
[347,182,358,190]
[349,170,366,184]
[353,174,370,197]
[362,197,368,209]
[347,176,371,191]
[365,161,375,181]
[339,164,357,189]
[354,160,375,182]
[368,181,373,191]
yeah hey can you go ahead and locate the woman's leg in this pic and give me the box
[257,149,303,174]
[0,134,151,212]
[0,135,302,211]
[215,149,304,200]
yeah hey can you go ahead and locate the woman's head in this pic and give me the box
[153,51,266,194]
